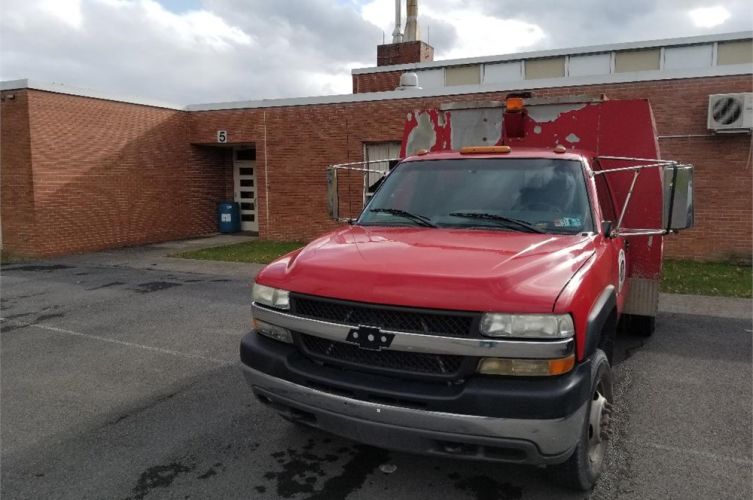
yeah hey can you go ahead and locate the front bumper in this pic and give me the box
[241,332,591,465]
[244,364,585,465]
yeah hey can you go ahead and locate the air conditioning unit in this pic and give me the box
[707,93,753,133]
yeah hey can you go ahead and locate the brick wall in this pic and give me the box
[353,70,403,94]
[1,75,750,261]
[0,90,37,254]
[1,91,233,256]
[192,74,752,261]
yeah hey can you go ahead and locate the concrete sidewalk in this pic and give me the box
[659,293,752,320]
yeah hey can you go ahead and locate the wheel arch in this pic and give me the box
[584,286,617,363]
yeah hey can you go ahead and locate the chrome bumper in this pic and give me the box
[252,303,573,359]
[243,364,586,464]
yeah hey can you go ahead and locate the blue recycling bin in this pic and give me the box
[217,202,241,233]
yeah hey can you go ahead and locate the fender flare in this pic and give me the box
[584,285,616,359]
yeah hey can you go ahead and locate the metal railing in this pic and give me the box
[327,158,401,222]
[593,156,694,237]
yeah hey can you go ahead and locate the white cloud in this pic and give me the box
[40,0,83,29]
[361,0,545,59]
[0,0,751,105]
[422,8,545,59]
[689,6,731,28]
[140,1,252,51]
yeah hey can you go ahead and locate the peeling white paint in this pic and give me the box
[406,112,437,155]
[565,133,581,143]
[527,103,587,123]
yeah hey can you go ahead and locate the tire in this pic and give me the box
[549,349,614,491]
[625,314,655,337]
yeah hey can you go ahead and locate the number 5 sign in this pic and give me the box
[217,130,228,143]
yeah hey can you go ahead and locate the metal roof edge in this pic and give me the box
[351,31,753,75]
[186,64,753,111]
[0,79,183,110]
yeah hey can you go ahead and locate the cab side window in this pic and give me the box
[595,174,617,223]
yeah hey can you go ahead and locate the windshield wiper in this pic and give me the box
[448,212,545,233]
[369,208,437,227]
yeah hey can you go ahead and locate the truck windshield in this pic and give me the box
[358,158,594,234]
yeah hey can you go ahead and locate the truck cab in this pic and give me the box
[240,95,693,490]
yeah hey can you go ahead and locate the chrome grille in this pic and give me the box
[291,294,477,337]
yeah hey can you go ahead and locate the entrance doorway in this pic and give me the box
[233,148,259,232]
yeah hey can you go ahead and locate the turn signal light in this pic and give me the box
[477,355,575,376]
[253,319,293,344]
[460,145,511,154]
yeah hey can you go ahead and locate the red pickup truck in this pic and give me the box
[240,95,693,490]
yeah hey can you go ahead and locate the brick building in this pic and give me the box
[1,31,751,261]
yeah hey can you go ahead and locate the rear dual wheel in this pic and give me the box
[550,349,614,491]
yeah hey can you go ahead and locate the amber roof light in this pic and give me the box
[505,97,525,112]
[460,146,512,154]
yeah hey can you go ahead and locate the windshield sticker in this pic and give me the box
[554,217,581,228]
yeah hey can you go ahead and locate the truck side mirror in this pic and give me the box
[662,165,694,231]
[602,220,614,238]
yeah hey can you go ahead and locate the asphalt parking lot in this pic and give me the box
[1,243,751,500]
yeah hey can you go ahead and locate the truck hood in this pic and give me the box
[257,226,595,313]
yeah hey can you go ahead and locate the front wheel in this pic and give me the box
[549,349,614,491]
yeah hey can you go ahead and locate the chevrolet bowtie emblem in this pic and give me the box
[346,326,395,351]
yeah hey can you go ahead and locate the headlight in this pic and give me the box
[252,283,290,310]
[480,314,574,339]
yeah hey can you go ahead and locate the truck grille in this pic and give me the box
[300,334,464,376]
[291,294,477,337]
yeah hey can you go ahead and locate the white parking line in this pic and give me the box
[632,440,753,466]
[0,318,232,366]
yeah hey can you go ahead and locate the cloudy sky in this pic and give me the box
[1,0,751,105]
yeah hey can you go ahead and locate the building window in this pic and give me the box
[568,53,611,77]
[525,57,566,79]
[445,65,481,86]
[717,39,753,65]
[483,61,523,84]
[614,49,661,73]
[364,142,401,194]
[663,44,713,70]
[415,69,444,89]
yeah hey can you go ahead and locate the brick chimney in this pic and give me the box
[377,41,434,66]
[377,0,433,66]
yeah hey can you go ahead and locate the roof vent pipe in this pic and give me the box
[397,72,421,90]
[404,0,420,41]
[392,0,403,43]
